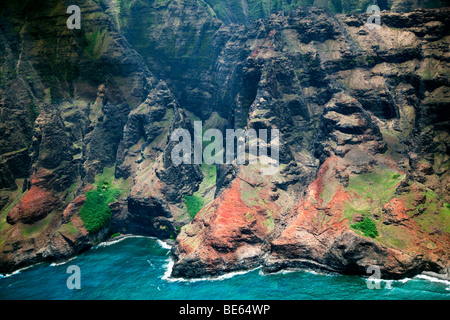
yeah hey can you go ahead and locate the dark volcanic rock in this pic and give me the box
[0,2,449,279]
[171,8,450,279]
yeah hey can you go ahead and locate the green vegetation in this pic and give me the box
[64,180,80,203]
[346,168,405,208]
[110,232,121,238]
[419,58,441,80]
[181,116,219,219]
[201,163,217,188]
[202,0,317,23]
[341,0,373,13]
[84,29,111,60]
[184,194,204,219]
[154,0,171,6]
[79,178,120,234]
[100,167,133,198]
[59,167,131,235]
[0,147,28,158]
[58,221,79,236]
[27,102,40,122]
[342,167,405,239]
[391,173,400,180]
[341,203,368,222]
[241,183,265,207]
[330,0,342,12]
[0,181,27,246]
[0,180,27,221]
[0,229,13,248]
[20,211,55,237]
[183,163,217,219]
[351,215,379,238]
[263,211,275,230]
[409,187,450,234]
[320,180,338,207]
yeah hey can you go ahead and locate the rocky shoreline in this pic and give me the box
[0,2,449,281]
[2,234,449,285]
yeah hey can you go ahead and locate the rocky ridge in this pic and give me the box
[172,7,450,279]
[0,0,448,280]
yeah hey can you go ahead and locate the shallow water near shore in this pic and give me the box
[0,237,449,300]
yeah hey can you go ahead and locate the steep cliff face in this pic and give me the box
[0,0,158,271]
[0,0,449,279]
[172,7,450,279]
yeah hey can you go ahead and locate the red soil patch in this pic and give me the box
[273,156,353,247]
[62,194,86,223]
[7,186,59,225]
[82,184,94,192]
[30,168,53,186]
[208,179,279,248]
[251,30,277,58]
[382,198,411,226]
[178,176,281,258]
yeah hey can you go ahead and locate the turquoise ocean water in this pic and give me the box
[0,236,449,300]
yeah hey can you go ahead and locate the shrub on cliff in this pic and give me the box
[351,215,379,238]
[79,180,120,233]
[184,195,204,219]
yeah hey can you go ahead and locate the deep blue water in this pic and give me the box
[0,236,449,300]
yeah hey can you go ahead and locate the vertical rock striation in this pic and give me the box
[0,1,448,278]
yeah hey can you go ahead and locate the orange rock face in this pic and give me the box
[7,186,60,225]
[268,157,408,277]
[382,198,411,226]
[172,172,282,277]
[173,148,450,279]
[62,194,86,223]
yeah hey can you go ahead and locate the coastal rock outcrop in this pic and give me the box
[0,1,448,279]
[172,7,450,279]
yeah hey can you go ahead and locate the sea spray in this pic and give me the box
[258,267,337,277]
[94,234,154,248]
[50,256,77,267]
[162,257,262,283]
[156,239,172,250]
[415,274,450,287]
[1,237,449,299]
[0,264,37,279]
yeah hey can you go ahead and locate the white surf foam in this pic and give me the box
[1,235,172,279]
[94,235,173,250]
[0,264,35,279]
[398,277,412,284]
[415,274,450,286]
[94,234,153,248]
[156,239,172,250]
[258,267,335,277]
[161,258,260,283]
[50,256,77,267]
